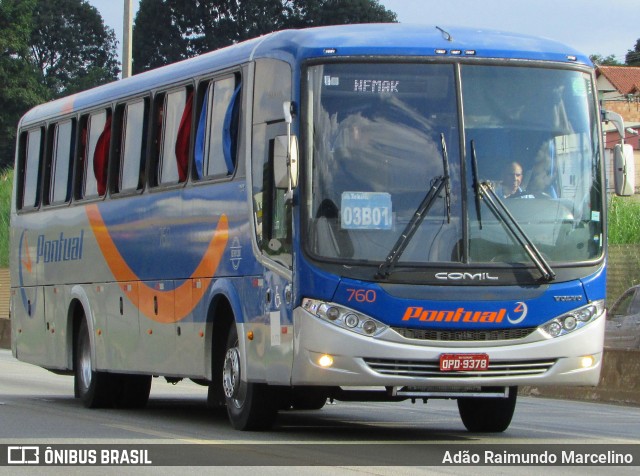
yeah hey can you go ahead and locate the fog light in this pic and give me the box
[318,354,334,367]
[581,355,595,368]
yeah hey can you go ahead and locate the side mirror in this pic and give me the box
[273,100,299,193]
[614,143,635,196]
[273,135,299,190]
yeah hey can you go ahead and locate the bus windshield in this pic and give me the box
[304,62,602,278]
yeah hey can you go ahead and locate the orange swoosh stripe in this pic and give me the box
[86,204,229,323]
[21,234,33,273]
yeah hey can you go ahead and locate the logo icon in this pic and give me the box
[507,302,528,324]
[8,446,39,465]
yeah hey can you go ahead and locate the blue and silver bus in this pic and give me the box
[11,24,611,432]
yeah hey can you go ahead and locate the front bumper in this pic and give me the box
[291,305,604,388]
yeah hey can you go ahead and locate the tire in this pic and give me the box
[111,374,152,409]
[457,386,517,433]
[223,325,278,430]
[74,319,114,408]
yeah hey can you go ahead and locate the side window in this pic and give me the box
[610,290,635,317]
[155,86,193,185]
[195,76,241,179]
[49,119,75,205]
[117,99,148,193]
[628,290,640,315]
[252,59,293,268]
[18,127,44,210]
[80,109,111,198]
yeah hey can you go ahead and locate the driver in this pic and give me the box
[501,161,525,198]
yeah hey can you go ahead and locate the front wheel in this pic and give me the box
[223,325,279,430]
[457,387,517,432]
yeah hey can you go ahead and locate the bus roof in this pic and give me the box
[19,23,591,127]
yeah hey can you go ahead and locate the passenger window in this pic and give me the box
[50,120,75,204]
[118,99,148,192]
[157,87,193,185]
[78,110,111,198]
[19,128,44,209]
[81,110,111,198]
[195,76,241,179]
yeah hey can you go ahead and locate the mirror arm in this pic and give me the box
[283,101,294,201]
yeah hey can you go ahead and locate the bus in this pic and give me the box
[10,24,615,432]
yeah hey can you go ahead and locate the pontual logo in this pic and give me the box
[402,306,507,323]
[434,272,499,281]
[402,302,527,325]
[36,231,84,264]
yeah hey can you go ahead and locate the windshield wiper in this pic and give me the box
[377,134,451,279]
[470,143,555,282]
[441,133,451,224]
[470,140,482,229]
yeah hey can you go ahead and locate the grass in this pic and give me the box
[0,169,12,268]
[607,195,640,245]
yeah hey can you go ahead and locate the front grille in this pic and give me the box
[364,358,555,378]
[391,326,537,342]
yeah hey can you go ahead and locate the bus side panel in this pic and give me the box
[136,280,178,375]
[174,278,206,378]
[43,285,69,369]
[263,269,294,385]
[11,286,46,366]
[104,281,141,372]
[88,283,110,371]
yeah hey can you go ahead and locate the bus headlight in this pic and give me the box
[539,300,604,338]
[302,298,388,337]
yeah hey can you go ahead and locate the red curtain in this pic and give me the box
[93,114,112,196]
[175,91,193,182]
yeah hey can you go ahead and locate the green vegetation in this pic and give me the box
[0,169,12,267]
[608,195,640,245]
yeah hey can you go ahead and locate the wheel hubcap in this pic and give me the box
[79,334,92,390]
[222,346,241,401]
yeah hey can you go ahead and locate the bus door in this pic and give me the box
[251,59,295,384]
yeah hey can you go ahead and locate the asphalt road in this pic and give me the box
[0,349,638,475]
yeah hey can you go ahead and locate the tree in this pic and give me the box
[30,0,120,98]
[290,0,396,27]
[0,0,119,169]
[590,54,622,66]
[0,0,46,169]
[626,39,640,66]
[133,0,397,73]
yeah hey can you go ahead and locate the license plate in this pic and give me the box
[439,353,489,372]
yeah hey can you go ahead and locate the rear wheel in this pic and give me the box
[223,325,278,430]
[74,319,113,408]
[457,387,517,432]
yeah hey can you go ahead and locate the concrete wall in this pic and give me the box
[607,245,640,306]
